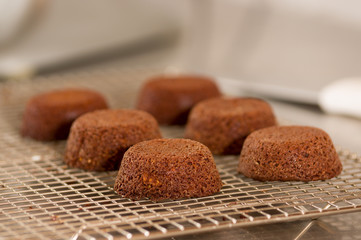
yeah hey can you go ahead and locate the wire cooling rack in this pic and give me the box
[1,65,361,240]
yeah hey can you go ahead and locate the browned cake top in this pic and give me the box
[144,75,219,92]
[248,125,330,143]
[238,125,342,181]
[73,109,157,128]
[115,138,221,200]
[126,138,211,159]
[191,97,273,116]
[28,88,107,107]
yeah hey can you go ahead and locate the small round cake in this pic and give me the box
[136,75,221,125]
[64,109,162,171]
[114,138,223,200]
[185,97,276,155]
[238,126,342,181]
[21,88,108,141]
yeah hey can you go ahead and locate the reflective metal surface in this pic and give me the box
[0,62,361,239]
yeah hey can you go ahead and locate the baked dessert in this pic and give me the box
[64,109,162,171]
[136,75,221,125]
[238,126,342,181]
[114,138,222,200]
[21,88,108,141]
[185,97,276,155]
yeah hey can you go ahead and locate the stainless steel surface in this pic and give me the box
[1,64,361,240]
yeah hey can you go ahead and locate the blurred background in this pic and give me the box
[2,1,361,80]
[1,0,361,107]
[2,1,361,238]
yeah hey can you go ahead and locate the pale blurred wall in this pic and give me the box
[2,0,361,88]
[0,0,184,77]
[169,0,361,91]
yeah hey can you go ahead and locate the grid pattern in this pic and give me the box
[1,65,361,240]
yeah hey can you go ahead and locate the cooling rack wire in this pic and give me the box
[0,64,361,240]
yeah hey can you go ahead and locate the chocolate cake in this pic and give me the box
[21,88,108,141]
[64,109,162,171]
[136,75,221,125]
[238,126,342,181]
[114,138,223,200]
[185,97,276,155]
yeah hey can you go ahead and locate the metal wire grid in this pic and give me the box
[1,66,361,240]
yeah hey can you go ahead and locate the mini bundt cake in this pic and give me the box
[136,75,221,125]
[238,126,342,181]
[114,138,223,200]
[64,109,162,171]
[21,88,108,141]
[185,97,276,155]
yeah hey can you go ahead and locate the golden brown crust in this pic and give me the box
[136,75,221,125]
[238,126,343,181]
[64,109,162,171]
[21,88,108,141]
[185,97,276,155]
[114,138,223,201]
